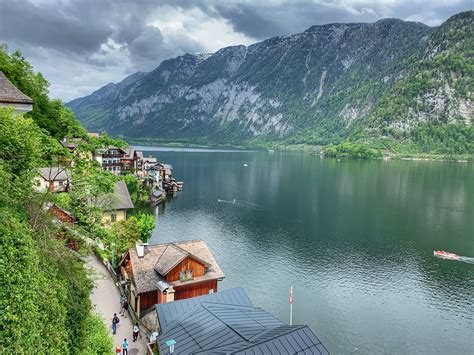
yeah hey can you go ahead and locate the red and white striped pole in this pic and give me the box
[289,285,293,326]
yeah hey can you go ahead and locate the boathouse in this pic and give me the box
[119,240,224,317]
[155,288,329,354]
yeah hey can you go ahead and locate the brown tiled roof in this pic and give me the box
[127,240,225,294]
[154,244,210,276]
[0,71,33,104]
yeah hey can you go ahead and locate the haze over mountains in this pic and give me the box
[68,11,473,153]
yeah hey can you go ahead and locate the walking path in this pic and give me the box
[87,255,147,354]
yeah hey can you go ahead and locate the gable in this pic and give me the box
[166,256,206,282]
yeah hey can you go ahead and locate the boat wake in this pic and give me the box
[217,199,262,209]
[434,251,474,264]
[459,257,474,265]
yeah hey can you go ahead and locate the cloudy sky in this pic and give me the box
[0,0,471,101]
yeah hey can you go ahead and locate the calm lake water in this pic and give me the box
[137,146,474,354]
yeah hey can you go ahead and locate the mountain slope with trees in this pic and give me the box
[68,11,473,157]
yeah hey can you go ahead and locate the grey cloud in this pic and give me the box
[0,0,471,101]
[179,0,473,39]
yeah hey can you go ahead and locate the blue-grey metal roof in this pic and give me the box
[156,288,329,354]
[156,287,252,334]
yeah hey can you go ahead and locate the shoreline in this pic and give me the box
[125,138,472,163]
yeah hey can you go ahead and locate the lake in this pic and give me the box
[136,146,474,354]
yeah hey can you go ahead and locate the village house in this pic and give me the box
[101,146,128,175]
[0,71,33,113]
[154,288,329,354]
[59,137,93,164]
[119,240,225,317]
[35,167,71,193]
[100,180,134,224]
[99,146,143,175]
[158,163,173,180]
[46,203,76,224]
[142,156,158,171]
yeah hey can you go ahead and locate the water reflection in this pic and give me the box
[142,148,473,354]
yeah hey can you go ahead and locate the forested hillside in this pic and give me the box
[68,11,473,157]
[0,47,113,353]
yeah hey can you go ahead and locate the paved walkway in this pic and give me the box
[88,255,147,355]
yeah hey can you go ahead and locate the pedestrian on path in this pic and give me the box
[133,322,139,342]
[112,313,120,335]
[115,345,121,354]
[121,298,129,318]
[122,338,129,355]
[119,296,125,315]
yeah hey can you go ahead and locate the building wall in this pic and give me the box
[174,280,218,301]
[0,102,33,113]
[165,256,206,283]
[102,209,127,224]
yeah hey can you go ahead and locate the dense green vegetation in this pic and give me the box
[0,45,84,139]
[0,109,112,353]
[0,48,150,353]
[324,142,382,159]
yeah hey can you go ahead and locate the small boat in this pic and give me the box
[243,163,248,167]
[433,251,460,260]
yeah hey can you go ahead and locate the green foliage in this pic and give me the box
[122,174,148,205]
[0,58,113,353]
[69,164,117,231]
[136,213,156,241]
[410,123,474,155]
[105,217,141,260]
[98,213,154,264]
[324,142,383,159]
[0,108,45,176]
[79,313,114,355]
[0,45,85,139]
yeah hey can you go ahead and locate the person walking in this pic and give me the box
[112,313,120,335]
[122,298,129,318]
[119,296,125,315]
[122,338,129,355]
[132,322,139,342]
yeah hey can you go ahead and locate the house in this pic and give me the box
[0,71,33,113]
[101,146,128,175]
[36,167,71,193]
[135,150,144,175]
[158,163,173,180]
[100,180,134,224]
[142,156,158,171]
[122,147,136,173]
[119,240,225,317]
[46,203,76,224]
[59,137,93,163]
[155,288,329,354]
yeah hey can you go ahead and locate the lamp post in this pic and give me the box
[165,339,176,354]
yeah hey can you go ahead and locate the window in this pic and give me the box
[111,213,117,222]
[180,269,193,282]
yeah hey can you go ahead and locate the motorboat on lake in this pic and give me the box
[433,251,460,260]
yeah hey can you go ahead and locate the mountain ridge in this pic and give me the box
[68,11,472,156]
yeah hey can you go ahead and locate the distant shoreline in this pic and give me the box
[126,138,472,163]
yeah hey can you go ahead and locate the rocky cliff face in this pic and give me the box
[68,12,472,147]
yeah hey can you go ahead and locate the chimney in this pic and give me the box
[136,242,145,258]
[166,286,175,303]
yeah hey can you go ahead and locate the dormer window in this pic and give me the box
[180,269,193,282]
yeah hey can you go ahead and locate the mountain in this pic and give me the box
[68,11,473,154]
